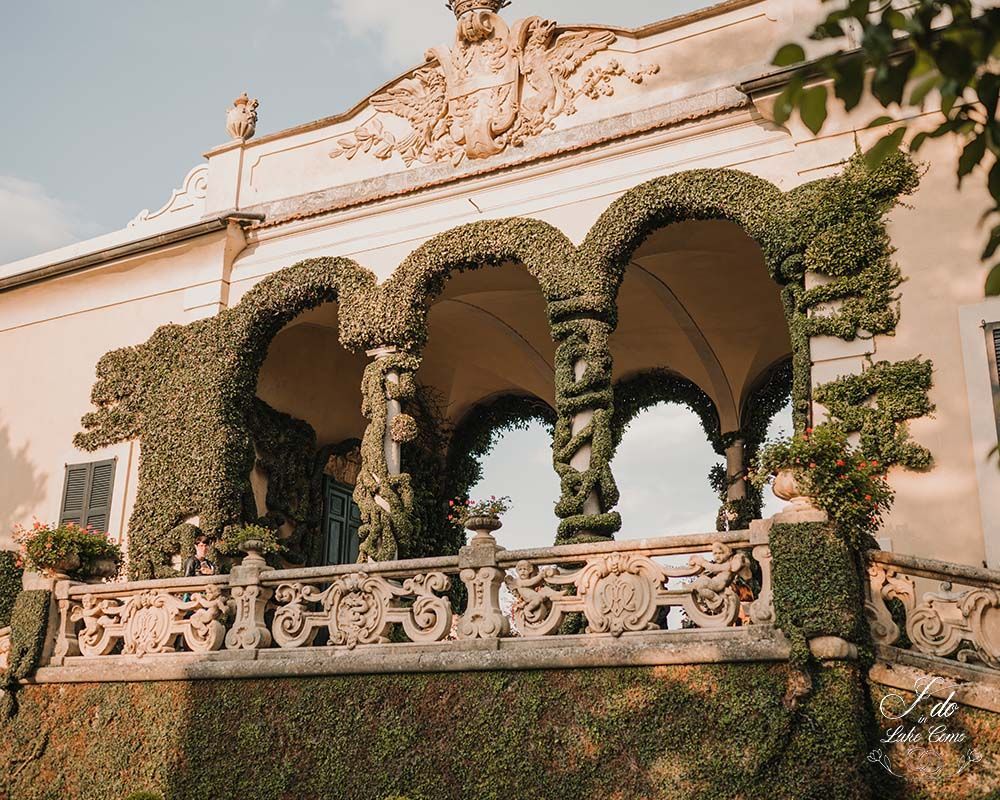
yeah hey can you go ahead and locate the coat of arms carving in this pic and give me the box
[330,0,659,167]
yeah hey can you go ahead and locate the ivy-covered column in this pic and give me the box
[355,347,420,561]
[550,304,621,544]
[724,437,747,502]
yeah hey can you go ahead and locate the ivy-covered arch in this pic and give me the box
[75,257,377,578]
[74,153,934,572]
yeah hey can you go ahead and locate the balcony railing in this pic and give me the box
[866,550,1000,671]
[38,526,776,679]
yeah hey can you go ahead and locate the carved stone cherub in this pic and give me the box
[505,560,565,623]
[688,542,752,610]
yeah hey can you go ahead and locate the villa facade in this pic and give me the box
[1,2,999,798]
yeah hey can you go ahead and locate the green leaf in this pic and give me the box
[986,263,1000,296]
[800,85,829,134]
[989,161,1000,204]
[958,134,987,180]
[866,116,895,129]
[773,77,804,127]
[872,55,914,106]
[864,127,906,171]
[909,131,929,152]
[835,55,865,109]
[983,224,1000,260]
[774,44,806,67]
[883,9,907,29]
[908,71,941,106]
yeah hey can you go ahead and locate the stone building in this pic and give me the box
[0,2,997,798]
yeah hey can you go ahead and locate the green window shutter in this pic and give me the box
[59,459,116,533]
[988,323,1000,442]
[323,477,361,565]
[59,464,89,526]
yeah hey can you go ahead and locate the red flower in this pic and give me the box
[865,495,872,501]
[836,459,845,467]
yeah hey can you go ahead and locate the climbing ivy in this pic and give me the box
[0,590,50,718]
[814,359,935,470]
[0,552,23,629]
[74,157,931,566]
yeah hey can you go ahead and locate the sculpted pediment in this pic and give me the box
[330,0,659,168]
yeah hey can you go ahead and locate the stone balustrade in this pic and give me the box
[866,550,1000,672]
[34,528,777,681]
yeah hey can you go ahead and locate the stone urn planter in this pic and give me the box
[41,552,81,581]
[239,539,268,570]
[772,468,824,521]
[83,557,119,583]
[465,514,502,544]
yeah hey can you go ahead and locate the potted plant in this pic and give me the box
[752,424,894,546]
[449,496,512,542]
[217,523,282,568]
[12,520,122,581]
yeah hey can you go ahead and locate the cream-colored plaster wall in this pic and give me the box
[0,235,235,551]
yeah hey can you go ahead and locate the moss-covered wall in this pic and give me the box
[1,663,885,800]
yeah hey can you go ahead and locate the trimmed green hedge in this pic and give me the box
[0,663,878,800]
[0,551,23,629]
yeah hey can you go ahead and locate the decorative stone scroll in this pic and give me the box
[330,2,659,167]
[65,585,229,658]
[505,540,760,638]
[271,572,452,650]
[866,556,1000,670]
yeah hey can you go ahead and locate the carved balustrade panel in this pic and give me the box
[866,552,1000,671]
[62,584,229,658]
[503,537,769,638]
[269,571,453,650]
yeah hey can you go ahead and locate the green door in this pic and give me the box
[323,477,361,565]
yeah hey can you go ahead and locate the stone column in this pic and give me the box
[367,346,402,478]
[225,547,273,650]
[724,437,747,501]
[569,358,602,517]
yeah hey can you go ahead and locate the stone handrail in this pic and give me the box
[47,527,774,667]
[866,549,1000,671]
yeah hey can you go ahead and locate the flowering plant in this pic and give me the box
[752,423,894,545]
[447,495,512,526]
[12,520,122,576]
[216,523,283,556]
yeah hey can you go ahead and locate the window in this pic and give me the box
[322,477,361,565]
[988,322,1000,443]
[59,459,116,533]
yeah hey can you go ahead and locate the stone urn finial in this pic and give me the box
[226,92,259,141]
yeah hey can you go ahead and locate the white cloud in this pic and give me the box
[329,0,710,70]
[0,176,98,265]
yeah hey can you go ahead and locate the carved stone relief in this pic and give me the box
[330,3,658,167]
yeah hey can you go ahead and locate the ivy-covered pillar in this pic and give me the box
[724,437,747,502]
[355,346,420,562]
[550,303,621,544]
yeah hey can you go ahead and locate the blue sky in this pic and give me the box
[1,1,789,548]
